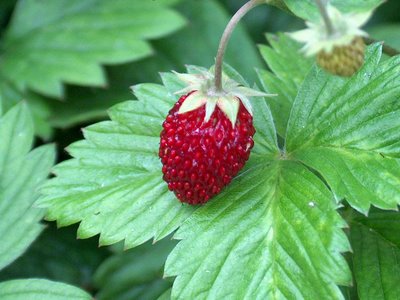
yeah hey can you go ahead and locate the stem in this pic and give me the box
[364,37,400,57]
[314,0,334,36]
[214,0,264,92]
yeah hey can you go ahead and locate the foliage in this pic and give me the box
[94,238,176,300]
[0,279,92,300]
[0,0,400,299]
[0,104,55,271]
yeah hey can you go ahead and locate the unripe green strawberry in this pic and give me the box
[317,36,365,77]
[289,4,372,77]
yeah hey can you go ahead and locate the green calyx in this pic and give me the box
[174,68,275,127]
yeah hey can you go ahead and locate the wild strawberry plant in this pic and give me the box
[0,0,399,299]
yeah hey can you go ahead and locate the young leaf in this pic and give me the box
[94,238,176,300]
[281,0,383,21]
[38,83,195,249]
[286,44,400,213]
[0,0,185,98]
[350,210,400,300]
[0,103,55,270]
[165,160,351,299]
[258,33,313,136]
[0,279,91,300]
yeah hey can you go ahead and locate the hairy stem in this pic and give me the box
[314,0,334,36]
[214,0,264,92]
[364,37,400,57]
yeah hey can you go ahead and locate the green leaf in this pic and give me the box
[0,0,186,98]
[0,79,53,139]
[0,103,55,270]
[0,279,91,300]
[165,160,351,299]
[258,33,313,136]
[38,83,195,249]
[94,238,176,300]
[158,289,172,300]
[350,210,400,300]
[282,0,383,21]
[45,0,265,129]
[286,44,400,213]
[0,225,109,288]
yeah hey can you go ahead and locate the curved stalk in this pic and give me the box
[214,0,265,92]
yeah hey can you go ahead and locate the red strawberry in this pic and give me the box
[159,70,274,205]
[160,92,255,204]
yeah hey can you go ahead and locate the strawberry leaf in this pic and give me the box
[0,279,91,300]
[0,80,52,139]
[258,33,313,136]
[350,209,400,299]
[0,103,55,270]
[0,0,185,98]
[94,238,176,300]
[45,0,264,130]
[165,160,351,299]
[281,0,383,21]
[158,289,172,300]
[38,63,277,249]
[286,44,400,213]
[38,83,195,249]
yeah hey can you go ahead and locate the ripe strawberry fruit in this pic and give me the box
[159,70,273,205]
[160,92,255,204]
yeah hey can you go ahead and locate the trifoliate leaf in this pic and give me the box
[350,209,400,300]
[0,279,91,300]
[0,103,55,270]
[286,44,400,213]
[282,0,383,21]
[0,0,186,98]
[258,33,313,136]
[165,160,351,299]
[38,84,195,249]
[94,238,176,300]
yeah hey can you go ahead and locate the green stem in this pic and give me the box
[214,0,264,92]
[314,0,334,36]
